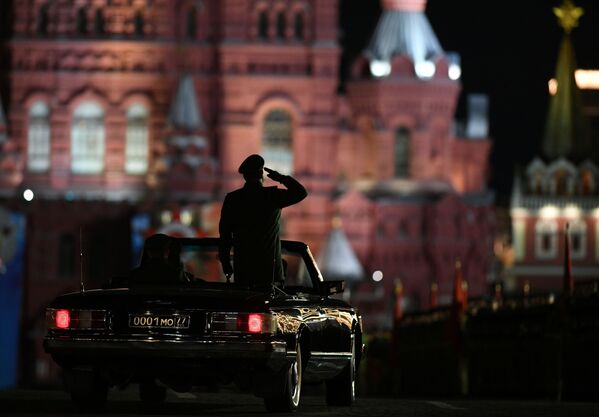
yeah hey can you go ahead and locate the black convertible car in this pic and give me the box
[44,238,363,412]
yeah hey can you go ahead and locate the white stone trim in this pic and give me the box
[535,219,558,259]
[569,220,587,260]
[513,218,526,261]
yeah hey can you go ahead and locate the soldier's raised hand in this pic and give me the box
[264,167,285,182]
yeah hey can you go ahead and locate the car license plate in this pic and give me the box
[129,314,190,329]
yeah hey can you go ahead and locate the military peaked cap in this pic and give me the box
[238,154,264,175]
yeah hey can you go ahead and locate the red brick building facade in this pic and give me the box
[0,0,493,381]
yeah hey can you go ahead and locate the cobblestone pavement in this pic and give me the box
[1,388,599,417]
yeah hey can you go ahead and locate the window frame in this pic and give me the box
[394,127,411,178]
[125,103,149,175]
[70,101,105,175]
[27,101,51,173]
[534,219,558,260]
[261,108,294,175]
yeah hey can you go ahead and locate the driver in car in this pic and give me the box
[128,233,188,285]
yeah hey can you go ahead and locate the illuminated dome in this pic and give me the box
[364,0,444,79]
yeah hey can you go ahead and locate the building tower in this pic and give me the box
[510,0,599,293]
[337,0,494,327]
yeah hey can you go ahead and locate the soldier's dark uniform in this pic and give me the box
[218,155,307,290]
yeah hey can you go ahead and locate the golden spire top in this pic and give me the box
[553,0,584,34]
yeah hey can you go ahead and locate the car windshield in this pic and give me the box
[180,243,315,291]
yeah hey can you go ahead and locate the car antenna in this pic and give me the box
[79,227,86,293]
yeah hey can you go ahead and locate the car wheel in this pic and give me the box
[67,369,109,412]
[325,336,356,406]
[139,380,167,405]
[264,343,302,412]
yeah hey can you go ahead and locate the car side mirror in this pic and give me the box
[318,280,345,296]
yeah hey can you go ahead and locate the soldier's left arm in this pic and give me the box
[275,174,308,208]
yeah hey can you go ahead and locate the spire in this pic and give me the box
[168,75,205,131]
[553,0,583,34]
[542,0,591,162]
[317,217,365,282]
[364,0,444,78]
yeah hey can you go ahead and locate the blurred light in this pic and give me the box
[370,60,391,78]
[415,60,435,79]
[448,64,461,80]
[548,293,555,304]
[511,208,529,218]
[180,210,193,225]
[446,52,461,81]
[593,208,599,218]
[563,205,581,219]
[23,189,34,201]
[523,281,531,296]
[575,70,599,90]
[548,78,558,95]
[550,71,599,94]
[539,205,559,219]
[161,210,172,225]
[372,270,383,282]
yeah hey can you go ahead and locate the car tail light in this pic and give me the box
[247,314,262,333]
[210,312,276,334]
[46,309,107,330]
[55,310,70,329]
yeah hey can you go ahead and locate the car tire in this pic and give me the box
[325,336,356,406]
[67,369,109,412]
[139,380,167,405]
[264,343,302,412]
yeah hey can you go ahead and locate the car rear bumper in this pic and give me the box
[44,337,291,371]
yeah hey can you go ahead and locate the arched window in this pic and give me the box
[293,12,304,40]
[125,104,149,174]
[276,12,286,39]
[262,109,293,174]
[134,10,144,36]
[76,8,87,34]
[37,4,49,35]
[395,127,410,177]
[554,170,569,195]
[569,220,587,259]
[94,9,105,35]
[186,7,197,39]
[258,11,268,39]
[71,101,105,174]
[535,219,558,259]
[581,170,595,195]
[531,172,544,194]
[27,101,51,172]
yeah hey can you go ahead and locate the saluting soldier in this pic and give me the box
[218,154,307,290]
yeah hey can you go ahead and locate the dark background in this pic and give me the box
[340,0,599,207]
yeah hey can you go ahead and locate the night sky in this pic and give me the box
[340,0,599,207]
